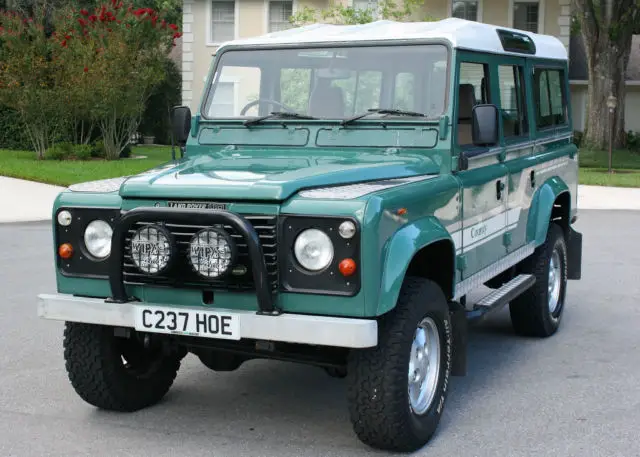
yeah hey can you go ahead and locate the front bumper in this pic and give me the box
[37,293,378,349]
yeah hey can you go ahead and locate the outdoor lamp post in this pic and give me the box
[607,95,617,174]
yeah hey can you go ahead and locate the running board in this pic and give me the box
[466,274,536,322]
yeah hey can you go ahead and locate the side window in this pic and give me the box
[457,62,490,146]
[393,72,415,111]
[459,62,489,104]
[498,65,528,138]
[534,68,567,129]
[280,68,312,113]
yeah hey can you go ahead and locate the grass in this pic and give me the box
[0,146,175,187]
[579,168,640,188]
[578,148,640,170]
[577,148,640,188]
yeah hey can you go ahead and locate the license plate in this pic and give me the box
[133,306,240,340]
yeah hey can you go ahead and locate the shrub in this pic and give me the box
[72,143,93,160]
[92,139,106,158]
[0,105,31,150]
[45,142,74,160]
[55,3,182,159]
[626,131,640,152]
[139,58,182,145]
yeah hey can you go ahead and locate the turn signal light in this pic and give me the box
[338,258,357,277]
[58,243,74,259]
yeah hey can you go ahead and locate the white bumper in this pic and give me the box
[37,293,378,348]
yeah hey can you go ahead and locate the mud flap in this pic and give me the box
[567,226,582,280]
[449,301,468,376]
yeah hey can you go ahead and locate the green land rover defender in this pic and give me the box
[38,18,582,452]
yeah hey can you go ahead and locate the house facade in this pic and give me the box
[181,0,638,132]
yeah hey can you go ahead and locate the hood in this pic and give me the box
[119,149,440,201]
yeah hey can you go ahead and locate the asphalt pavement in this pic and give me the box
[1,210,639,457]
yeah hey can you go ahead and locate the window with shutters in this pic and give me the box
[352,0,379,19]
[452,1,479,21]
[268,1,293,33]
[512,1,539,33]
[210,1,235,44]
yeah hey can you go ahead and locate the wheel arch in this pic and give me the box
[527,177,571,247]
[375,217,457,316]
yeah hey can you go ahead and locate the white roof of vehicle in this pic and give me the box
[217,18,567,60]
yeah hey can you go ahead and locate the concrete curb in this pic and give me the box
[0,177,638,223]
[0,177,64,223]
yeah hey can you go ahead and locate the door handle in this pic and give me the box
[496,180,505,200]
[530,170,536,188]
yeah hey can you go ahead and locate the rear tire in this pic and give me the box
[510,223,568,337]
[63,323,182,412]
[346,277,452,452]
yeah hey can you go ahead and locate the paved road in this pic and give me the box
[1,210,639,457]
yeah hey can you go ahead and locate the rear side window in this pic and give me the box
[534,68,567,129]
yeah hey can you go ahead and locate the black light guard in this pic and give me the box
[107,207,278,314]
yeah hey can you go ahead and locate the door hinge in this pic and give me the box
[503,231,512,247]
[456,255,467,271]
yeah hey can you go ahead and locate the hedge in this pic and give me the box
[0,105,32,151]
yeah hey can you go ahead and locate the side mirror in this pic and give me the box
[472,104,499,146]
[171,106,192,146]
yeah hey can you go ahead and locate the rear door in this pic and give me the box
[496,57,534,253]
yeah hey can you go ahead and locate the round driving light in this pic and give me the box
[294,229,334,271]
[130,225,172,274]
[83,220,113,259]
[338,220,356,239]
[188,228,236,278]
[57,210,72,226]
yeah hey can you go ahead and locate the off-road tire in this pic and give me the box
[510,223,568,337]
[324,366,347,378]
[346,277,452,452]
[63,322,182,412]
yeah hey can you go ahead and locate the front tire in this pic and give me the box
[509,223,568,337]
[63,323,182,412]
[346,277,452,452]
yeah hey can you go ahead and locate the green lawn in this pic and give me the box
[577,148,640,187]
[578,148,640,170]
[579,168,640,188]
[0,146,175,187]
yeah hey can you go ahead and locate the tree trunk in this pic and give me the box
[574,0,638,150]
[584,41,629,150]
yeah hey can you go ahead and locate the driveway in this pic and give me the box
[1,210,639,456]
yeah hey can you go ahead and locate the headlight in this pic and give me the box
[294,229,334,271]
[83,220,113,259]
[188,228,235,278]
[130,225,172,274]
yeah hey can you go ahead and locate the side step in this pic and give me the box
[466,274,536,322]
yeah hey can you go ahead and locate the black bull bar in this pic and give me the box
[107,207,279,314]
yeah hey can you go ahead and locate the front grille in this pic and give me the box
[122,215,278,292]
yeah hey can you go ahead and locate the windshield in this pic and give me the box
[201,44,449,121]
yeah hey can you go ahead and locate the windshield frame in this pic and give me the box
[199,39,453,124]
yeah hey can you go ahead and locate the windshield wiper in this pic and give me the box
[341,108,427,126]
[243,111,317,126]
